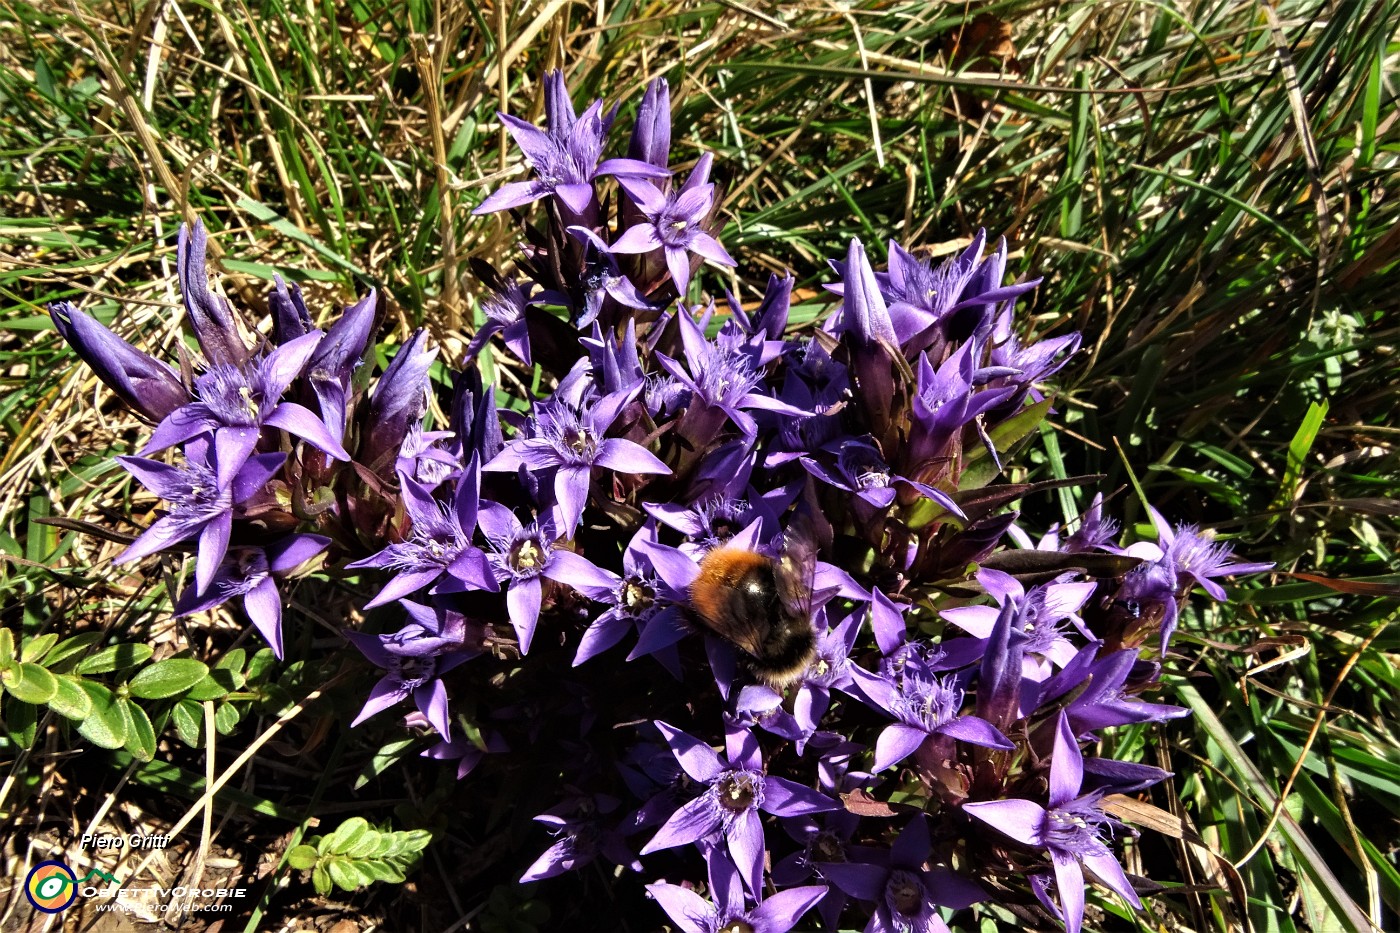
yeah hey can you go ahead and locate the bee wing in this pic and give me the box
[775,512,818,620]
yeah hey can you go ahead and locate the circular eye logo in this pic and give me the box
[25,861,78,913]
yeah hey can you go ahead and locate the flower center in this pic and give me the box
[895,674,963,731]
[620,578,655,615]
[885,869,925,916]
[716,771,761,813]
[390,655,436,691]
[716,920,754,933]
[196,363,273,426]
[810,829,844,862]
[510,538,546,575]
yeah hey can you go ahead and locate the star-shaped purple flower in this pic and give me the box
[483,385,669,536]
[612,154,735,295]
[964,713,1142,933]
[344,601,482,739]
[648,852,826,933]
[475,502,615,655]
[114,438,285,595]
[821,815,984,933]
[641,721,839,895]
[473,72,667,217]
[849,662,1014,773]
[142,330,349,474]
[345,456,497,609]
[173,533,330,657]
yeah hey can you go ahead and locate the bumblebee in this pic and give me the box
[688,519,817,688]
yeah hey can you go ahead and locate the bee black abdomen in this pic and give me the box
[750,621,817,689]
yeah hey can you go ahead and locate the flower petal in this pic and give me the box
[653,720,726,783]
[640,795,722,854]
[507,577,543,654]
[962,799,1046,847]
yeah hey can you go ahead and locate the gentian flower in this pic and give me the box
[475,502,615,654]
[656,308,809,438]
[941,569,1095,681]
[465,281,534,366]
[792,606,862,741]
[568,227,657,327]
[641,721,839,895]
[177,220,251,367]
[345,456,496,609]
[572,523,687,669]
[143,330,350,473]
[303,288,377,444]
[421,728,508,780]
[49,301,190,422]
[964,713,1142,933]
[1035,648,1189,734]
[344,602,482,739]
[362,329,436,473]
[821,815,984,933]
[801,440,964,519]
[115,438,285,594]
[173,534,330,657]
[849,662,1014,772]
[473,71,667,216]
[647,879,827,933]
[520,795,640,882]
[613,154,735,295]
[483,385,669,536]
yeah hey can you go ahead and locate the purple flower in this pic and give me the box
[520,795,640,882]
[905,341,1015,475]
[177,220,251,367]
[473,72,667,216]
[849,662,1013,772]
[114,438,285,594]
[627,76,671,170]
[143,330,349,473]
[483,385,669,536]
[656,309,808,437]
[345,458,497,609]
[396,424,460,491]
[568,227,658,327]
[941,569,1095,681]
[792,607,862,740]
[421,728,507,780]
[476,503,615,654]
[613,154,735,295]
[49,301,190,422]
[648,878,827,933]
[801,440,964,519]
[572,523,687,669]
[1152,506,1274,600]
[641,721,839,895]
[821,815,984,933]
[1036,648,1189,734]
[304,288,377,444]
[362,329,436,474]
[344,601,482,739]
[465,281,534,366]
[173,534,330,657]
[964,713,1142,933]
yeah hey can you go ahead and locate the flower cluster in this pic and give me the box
[53,70,1273,932]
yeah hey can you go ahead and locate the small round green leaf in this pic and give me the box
[20,633,59,664]
[8,662,59,704]
[121,700,157,761]
[171,700,203,747]
[48,676,93,720]
[77,683,127,749]
[286,845,319,870]
[77,643,153,675]
[128,658,210,699]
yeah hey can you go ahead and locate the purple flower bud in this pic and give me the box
[361,329,436,473]
[177,221,251,367]
[49,301,190,422]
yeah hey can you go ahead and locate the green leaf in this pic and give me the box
[171,699,203,747]
[960,398,1053,489]
[43,632,104,669]
[214,702,240,734]
[185,670,236,702]
[7,662,59,704]
[1272,400,1328,510]
[77,643,153,675]
[329,817,371,854]
[47,675,92,720]
[76,682,127,749]
[20,633,59,664]
[128,658,210,699]
[121,700,157,761]
[311,863,332,895]
[287,844,319,870]
[0,628,14,664]
[6,699,38,749]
